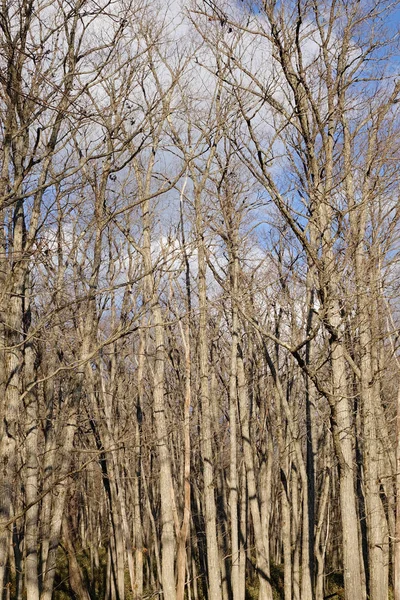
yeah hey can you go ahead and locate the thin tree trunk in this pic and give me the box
[239,465,247,600]
[149,281,176,600]
[291,466,300,600]
[260,337,312,600]
[176,190,192,600]
[40,415,77,600]
[176,317,191,600]
[62,517,91,600]
[0,201,25,598]
[136,141,176,598]
[142,464,162,588]
[195,189,222,600]
[24,330,40,600]
[237,355,273,600]
[329,327,364,600]
[395,386,400,600]
[315,456,330,600]
[259,432,273,592]
[229,267,240,600]
[281,463,292,600]
[134,328,145,600]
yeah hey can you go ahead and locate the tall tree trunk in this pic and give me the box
[62,516,91,600]
[195,189,222,600]
[24,324,40,600]
[239,464,247,600]
[176,191,192,600]
[229,260,240,600]
[0,200,25,598]
[344,97,389,600]
[329,325,364,600]
[237,355,273,600]
[314,458,330,600]
[133,328,145,600]
[260,337,313,600]
[395,386,400,600]
[140,162,176,598]
[40,414,77,600]
[291,466,300,600]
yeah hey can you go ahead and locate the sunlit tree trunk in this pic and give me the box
[195,188,222,600]
[395,387,400,600]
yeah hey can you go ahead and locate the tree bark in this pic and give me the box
[395,385,400,600]
[195,188,222,600]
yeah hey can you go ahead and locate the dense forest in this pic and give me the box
[1,1,400,599]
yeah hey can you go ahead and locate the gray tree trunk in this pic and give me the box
[237,355,273,600]
[195,190,222,600]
